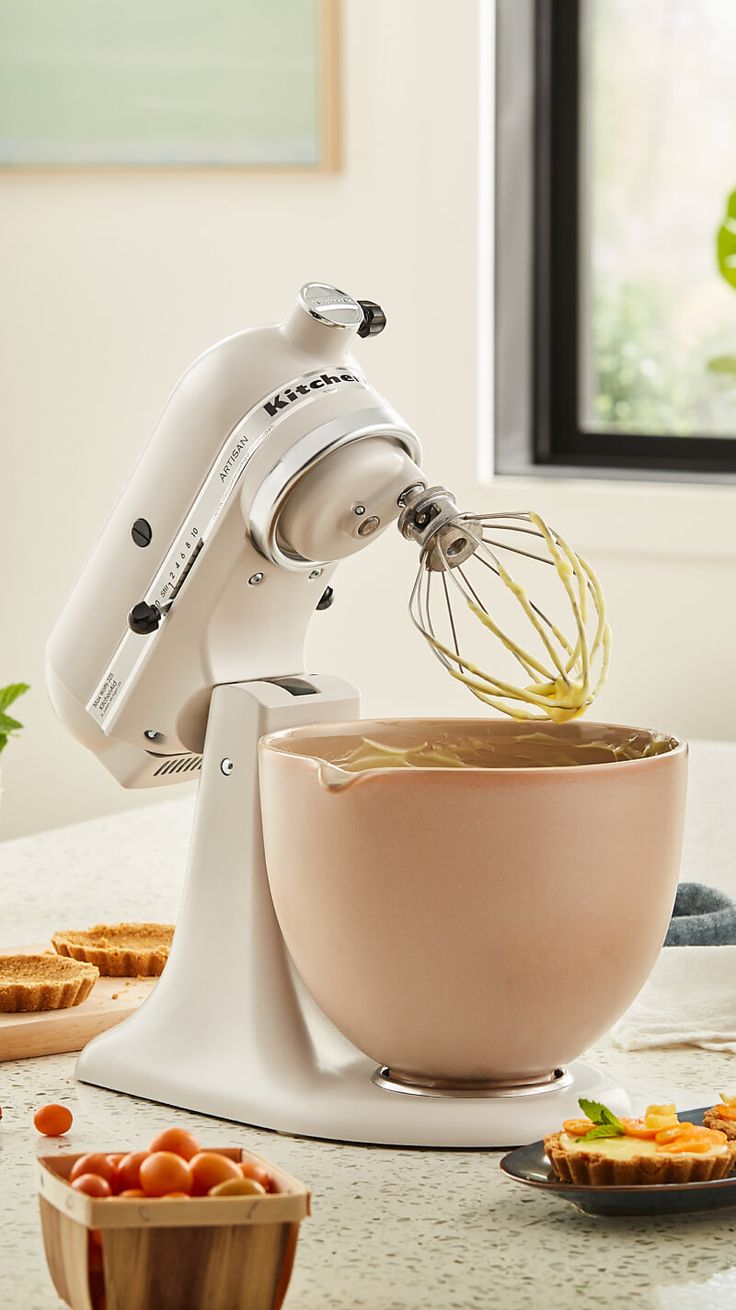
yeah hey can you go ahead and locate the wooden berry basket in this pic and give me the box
[37,1148,311,1310]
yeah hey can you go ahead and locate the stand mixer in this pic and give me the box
[47,283,632,1145]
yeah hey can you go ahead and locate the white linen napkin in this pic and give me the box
[612,945,736,1053]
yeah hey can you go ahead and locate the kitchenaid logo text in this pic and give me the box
[263,371,359,418]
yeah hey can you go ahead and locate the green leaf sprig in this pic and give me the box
[576,1098,626,1142]
[0,683,30,755]
[717,189,736,291]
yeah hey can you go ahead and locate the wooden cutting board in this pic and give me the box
[0,946,157,1061]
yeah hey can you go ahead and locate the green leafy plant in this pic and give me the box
[0,683,30,755]
[710,190,736,376]
[591,280,727,433]
[717,190,736,290]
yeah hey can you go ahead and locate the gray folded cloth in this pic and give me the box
[665,881,736,946]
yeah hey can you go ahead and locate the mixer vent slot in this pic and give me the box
[153,755,203,777]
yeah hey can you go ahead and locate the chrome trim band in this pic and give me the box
[372,1066,572,1100]
[248,406,422,571]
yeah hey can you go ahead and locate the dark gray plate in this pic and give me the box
[500,1108,736,1216]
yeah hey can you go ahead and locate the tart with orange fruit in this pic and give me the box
[544,1099,736,1186]
[703,1094,736,1141]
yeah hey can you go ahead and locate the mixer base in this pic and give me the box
[76,678,630,1148]
[77,1035,629,1148]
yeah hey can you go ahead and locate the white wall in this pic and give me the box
[2,0,736,841]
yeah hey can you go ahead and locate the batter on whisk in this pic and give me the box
[398,487,611,722]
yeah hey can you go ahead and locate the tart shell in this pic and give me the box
[543,1132,736,1186]
[51,923,174,977]
[0,954,99,1013]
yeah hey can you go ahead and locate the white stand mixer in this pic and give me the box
[47,284,628,1145]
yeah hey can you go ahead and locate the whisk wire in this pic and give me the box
[472,536,574,686]
[470,550,572,663]
[437,540,547,683]
[441,569,461,663]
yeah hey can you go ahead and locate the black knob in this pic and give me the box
[128,601,162,634]
[316,586,334,611]
[131,518,153,547]
[357,300,387,338]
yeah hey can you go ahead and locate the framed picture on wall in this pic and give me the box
[0,0,340,170]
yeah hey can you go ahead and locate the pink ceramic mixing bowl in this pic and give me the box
[258,719,687,1087]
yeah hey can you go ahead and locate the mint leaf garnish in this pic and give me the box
[576,1098,625,1141]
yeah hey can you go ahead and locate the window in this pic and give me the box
[495,0,736,474]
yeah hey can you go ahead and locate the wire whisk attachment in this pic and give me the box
[398,487,611,723]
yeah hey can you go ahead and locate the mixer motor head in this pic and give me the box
[47,282,611,793]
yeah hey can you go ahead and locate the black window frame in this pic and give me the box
[533,0,736,475]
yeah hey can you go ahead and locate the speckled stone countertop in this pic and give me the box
[2,742,736,1309]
